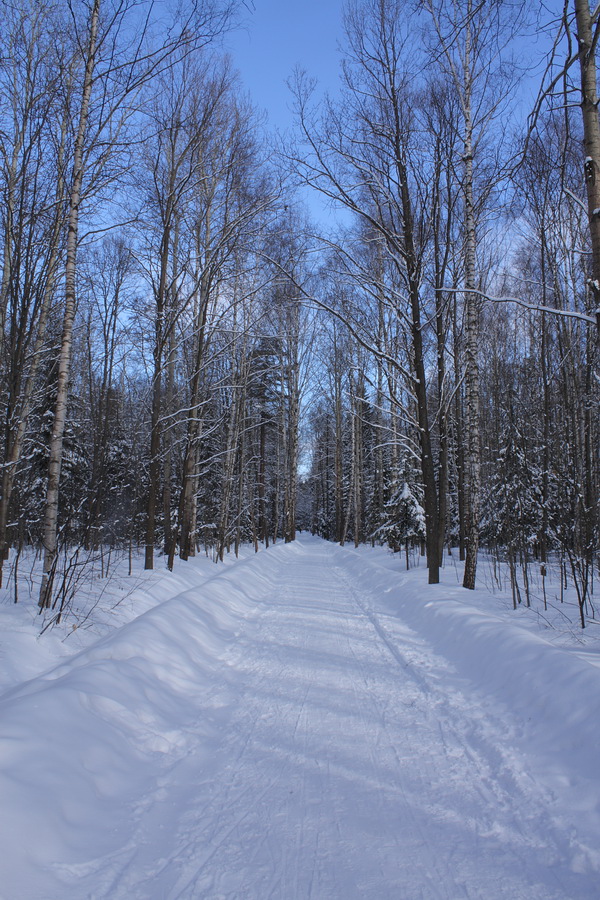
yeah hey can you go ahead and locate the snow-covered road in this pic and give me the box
[1,537,599,898]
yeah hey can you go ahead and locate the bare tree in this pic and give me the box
[424,0,524,588]
[0,1,69,585]
[79,237,134,546]
[39,0,102,609]
[574,0,600,326]
[289,0,446,582]
[176,67,273,563]
[38,0,239,601]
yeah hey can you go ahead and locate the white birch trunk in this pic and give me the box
[461,9,481,590]
[574,0,600,330]
[39,0,101,608]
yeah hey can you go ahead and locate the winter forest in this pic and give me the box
[0,0,599,624]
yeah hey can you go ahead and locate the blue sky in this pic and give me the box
[225,0,345,134]
[223,0,562,227]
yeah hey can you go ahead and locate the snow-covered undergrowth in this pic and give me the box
[0,538,599,898]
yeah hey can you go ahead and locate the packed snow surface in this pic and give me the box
[1,536,600,899]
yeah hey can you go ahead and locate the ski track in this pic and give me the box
[71,540,591,899]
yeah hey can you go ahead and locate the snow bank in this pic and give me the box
[339,543,600,864]
[0,549,276,900]
[342,547,600,757]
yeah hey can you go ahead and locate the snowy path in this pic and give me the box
[1,537,599,898]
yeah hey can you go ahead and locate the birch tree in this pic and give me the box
[574,0,600,326]
[423,0,523,588]
[176,69,273,562]
[38,0,101,608]
[38,0,238,603]
[0,1,68,586]
[290,0,446,582]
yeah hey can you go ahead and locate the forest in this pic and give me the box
[0,0,598,625]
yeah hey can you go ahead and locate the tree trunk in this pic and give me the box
[258,412,268,546]
[461,11,481,591]
[0,130,66,584]
[39,0,100,608]
[179,271,209,561]
[575,0,600,330]
[283,327,300,543]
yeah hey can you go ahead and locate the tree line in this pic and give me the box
[0,0,598,624]
[300,0,599,625]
